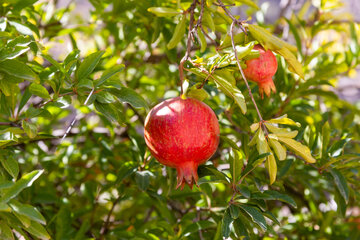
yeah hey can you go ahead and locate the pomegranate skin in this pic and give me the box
[144,97,220,189]
[243,44,278,98]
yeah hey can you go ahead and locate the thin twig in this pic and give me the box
[61,88,95,141]
[100,195,122,238]
[229,22,267,137]
[179,0,197,95]
[217,0,247,34]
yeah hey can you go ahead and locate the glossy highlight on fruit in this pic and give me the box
[144,97,220,189]
[243,44,278,98]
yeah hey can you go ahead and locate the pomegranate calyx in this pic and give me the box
[258,78,276,98]
[176,161,199,190]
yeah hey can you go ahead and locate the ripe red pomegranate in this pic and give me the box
[144,97,220,189]
[243,44,278,98]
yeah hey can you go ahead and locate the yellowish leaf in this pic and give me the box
[266,153,277,184]
[268,138,287,160]
[277,137,316,163]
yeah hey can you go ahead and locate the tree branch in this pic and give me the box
[61,88,95,141]
[179,0,197,95]
[229,21,268,135]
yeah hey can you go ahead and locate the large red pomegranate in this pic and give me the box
[144,97,220,189]
[243,44,278,98]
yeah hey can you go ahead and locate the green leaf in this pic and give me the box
[76,51,105,80]
[147,7,181,17]
[235,0,260,10]
[25,220,50,239]
[0,170,44,203]
[221,32,246,49]
[220,136,241,151]
[233,218,249,239]
[186,87,209,101]
[0,221,14,240]
[22,120,38,139]
[251,190,297,208]
[29,83,50,99]
[94,101,119,122]
[221,209,233,238]
[203,10,215,32]
[0,154,19,179]
[77,78,93,89]
[8,21,33,35]
[55,205,72,240]
[321,121,330,159]
[238,205,267,231]
[329,168,349,204]
[212,71,247,114]
[109,87,148,109]
[182,220,216,236]
[18,87,32,113]
[135,171,152,191]
[197,28,207,53]
[229,204,241,219]
[167,15,186,49]
[0,59,37,81]
[198,165,230,183]
[8,200,46,225]
[95,64,125,87]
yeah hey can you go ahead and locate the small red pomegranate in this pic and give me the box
[243,44,278,98]
[144,97,220,189]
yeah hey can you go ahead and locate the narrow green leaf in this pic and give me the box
[182,220,216,236]
[0,220,14,240]
[212,72,246,114]
[22,120,38,139]
[29,83,50,99]
[8,21,33,35]
[0,170,44,203]
[221,209,233,238]
[9,200,46,225]
[187,87,209,101]
[197,28,207,53]
[235,0,260,10]
[321,121,330,159]
[95,64,125,87]
[76,51,104,80]
[203,10,215,32]
[0,59,37,81]
[229,204,240,219]
[251,190,297,208]
[18,87,32,113]
[25,220,50,239]
[135,171,152,191]
[109,87,148,109]
[94,101,119,122]
[329,168,349,203]
[0,154,19,179]
[148,7,181,17]
[167,15,186,49]
[238,205,267,231]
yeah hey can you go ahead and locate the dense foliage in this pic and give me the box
[0,0,359,239]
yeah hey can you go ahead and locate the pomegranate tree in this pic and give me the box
[144,97,220,189]
[243,44,278,98]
